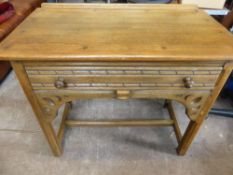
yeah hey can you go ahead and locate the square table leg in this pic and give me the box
[11,61,62,156]
[177,63,232,155]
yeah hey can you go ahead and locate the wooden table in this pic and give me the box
[0,3,233,156]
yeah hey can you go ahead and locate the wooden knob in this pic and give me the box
[183,77,194,88]
[54,77,67,89]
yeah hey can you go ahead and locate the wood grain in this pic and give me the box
[0,4,232,61]
[1,4,233,156]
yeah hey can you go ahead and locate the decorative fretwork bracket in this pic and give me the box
[35,90,210,122]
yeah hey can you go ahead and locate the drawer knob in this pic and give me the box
[183,77,194,88]
[54,77,67,89]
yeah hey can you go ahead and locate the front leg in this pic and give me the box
[11,61,63,156]
[177,64,232,155]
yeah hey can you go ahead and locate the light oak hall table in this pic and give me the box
[0,3,233,156]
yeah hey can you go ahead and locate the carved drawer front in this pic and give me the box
[25,63,222,91]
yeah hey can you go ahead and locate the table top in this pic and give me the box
[0,3,233,62]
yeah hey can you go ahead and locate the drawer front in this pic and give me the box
[25,62,222,91]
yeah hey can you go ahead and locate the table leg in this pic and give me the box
[177,63,232,155]
[177,120,202,155]
[11,61,62,156]
[38,121,62,156]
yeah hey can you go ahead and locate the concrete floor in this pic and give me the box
[0,72,233,175]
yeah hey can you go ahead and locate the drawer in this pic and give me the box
[24,62,222,91]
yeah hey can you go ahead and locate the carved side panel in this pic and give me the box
[37,95,62,122]
[184,95,209,120]
[34,90,210,122]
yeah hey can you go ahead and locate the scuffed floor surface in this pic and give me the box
[0,72,233,175]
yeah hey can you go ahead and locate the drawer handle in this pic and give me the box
[116,90,131,100]
[54,77,67,89]
[183,77,194,88]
